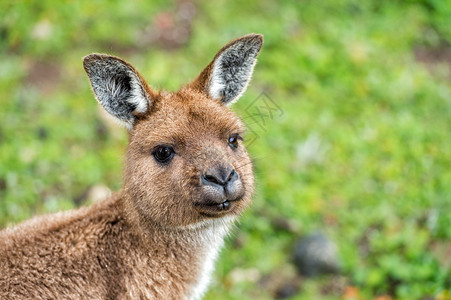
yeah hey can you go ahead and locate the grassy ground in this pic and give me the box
[1,0,451,299]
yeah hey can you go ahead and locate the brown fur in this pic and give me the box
[0,34,262,300]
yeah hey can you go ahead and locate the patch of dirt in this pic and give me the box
[137,0,197,51]
[108,0,197,54]
[258,266,301,299]
[430,240,451,269]
[320,275,348,296]
[73,185,112,206]
[24,59,62,94]
[414,44,451,78]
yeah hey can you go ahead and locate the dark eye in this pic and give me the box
[228,134,242,149]
[152,145,175,163]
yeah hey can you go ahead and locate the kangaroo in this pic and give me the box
[0,34,263,299]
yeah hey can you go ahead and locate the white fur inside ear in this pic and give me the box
[209,57,257,106]
[206,37,261,105]
[101,71,148,129]
[128,71,149,114]
[208,58,227,101]
[84,55,152,130]
[102,72,148,129]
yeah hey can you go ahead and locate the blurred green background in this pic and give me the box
[1,0,451,299]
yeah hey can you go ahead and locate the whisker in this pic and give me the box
[236,156,267,170]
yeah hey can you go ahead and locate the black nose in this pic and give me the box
[202,167,236,187]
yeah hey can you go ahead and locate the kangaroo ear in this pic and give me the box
[83,54,153,129]
[190,34,263,105]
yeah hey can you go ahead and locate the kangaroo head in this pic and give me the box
[83,34,262,229]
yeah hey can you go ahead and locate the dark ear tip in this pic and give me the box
[83,53,103,63]
[232,34,263,55]
[83,53,103,72]
[240,33,263,45]
[82,54,124,71]
[251,33,264,41]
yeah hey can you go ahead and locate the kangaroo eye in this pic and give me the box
[228,134,242,149]
[152,145,175,163]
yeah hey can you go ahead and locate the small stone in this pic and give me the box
[31,19,53,40]
[275,282,299,299]
[37,127,48,140]
[293,232,340,277]
[86,185,111,203]
[0,178,6,190]
[232,232,247,249]
[272,216,301,234]
[75,185,112,205]
[228,268,260,284]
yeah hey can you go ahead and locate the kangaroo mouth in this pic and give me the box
[194,197,242,216]
[195,199,231,211]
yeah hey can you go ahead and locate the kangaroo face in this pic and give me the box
[125,89,254,228]
[84,34,262,229]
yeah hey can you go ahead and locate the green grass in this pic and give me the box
[1,0,451,299]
